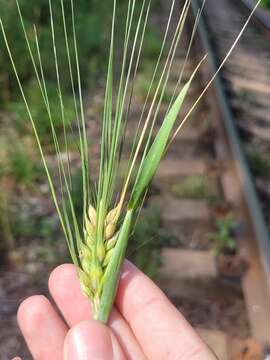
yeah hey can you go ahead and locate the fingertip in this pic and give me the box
[17,295,67,360]
[48,263,92,327]
[48,263,76,293]
[17,295,50,333]
[64,320,123,360]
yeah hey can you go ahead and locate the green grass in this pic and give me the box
[171,175,218,202]
[9,146,44,187]
[0,131,44,187]
[142,29,164,59]
[0,0,135,105]
[9,80,77,140]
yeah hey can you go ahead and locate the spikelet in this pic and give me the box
[88,205,97,227]
[105,205,120,225]
[79,204,120,302]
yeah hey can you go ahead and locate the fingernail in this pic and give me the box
[64,320,113,360]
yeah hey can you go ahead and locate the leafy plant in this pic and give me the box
[209,215,236,253]
[245,147,270,178]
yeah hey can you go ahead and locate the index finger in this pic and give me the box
[116,261,216,360]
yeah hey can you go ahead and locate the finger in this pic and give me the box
[64,320,126,360]
[17,295,68,360]
[109,308,146,360]
[49,264,146,360]
[116,261,216,360]
[49,264,92,326]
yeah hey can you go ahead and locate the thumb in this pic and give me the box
[64,320,125,360]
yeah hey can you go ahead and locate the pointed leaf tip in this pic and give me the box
[128,57,206,209]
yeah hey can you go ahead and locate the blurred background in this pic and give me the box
[0,0,270,359]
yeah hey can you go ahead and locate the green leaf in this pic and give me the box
[128,60,204,209]
[96,209,133,323]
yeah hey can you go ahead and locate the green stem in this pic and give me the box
[96,209,133,323]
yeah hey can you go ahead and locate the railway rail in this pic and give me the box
[241,0,270,33]
[185,0,270,354]
[193,0,270,281]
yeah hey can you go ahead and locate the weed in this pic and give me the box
[245,147,270,178]
[209,215,236,253]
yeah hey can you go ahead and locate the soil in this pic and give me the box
[162,277,250,339]
[0,269,48,360]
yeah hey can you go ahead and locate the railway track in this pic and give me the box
[154,0,270,358]
[171,0,270,356]
[195,0,270,300]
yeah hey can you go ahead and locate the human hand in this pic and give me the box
[17,261,216,359]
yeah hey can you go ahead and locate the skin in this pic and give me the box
[16,261,217,360]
